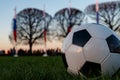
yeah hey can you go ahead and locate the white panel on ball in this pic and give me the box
[86,24,112,39]
[83,38,110,63]
[66,45,86,74]
[62,32,73,53]
[101,53,120,76]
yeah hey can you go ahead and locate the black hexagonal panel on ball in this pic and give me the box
[106,35,120,53]
[80,61,101,77]
[72,29,91,47]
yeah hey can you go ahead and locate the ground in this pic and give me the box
[0,56,119,80]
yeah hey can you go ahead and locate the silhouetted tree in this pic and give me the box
[51,8,85,40]
[85,1,120,35]
[9,8,52,54]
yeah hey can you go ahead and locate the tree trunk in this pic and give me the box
[29,43,33,54]
[29,17,32,54]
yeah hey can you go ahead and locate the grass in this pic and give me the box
[0,56,119,80]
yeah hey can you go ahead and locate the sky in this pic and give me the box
[0,0,115,51]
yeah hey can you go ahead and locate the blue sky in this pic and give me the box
[0,0,114,50]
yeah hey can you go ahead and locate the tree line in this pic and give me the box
[0,48,62,56]
[9,1,120,54]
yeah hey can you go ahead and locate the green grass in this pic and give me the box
[0,56,119,80]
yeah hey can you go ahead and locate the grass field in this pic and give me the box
[0,56,119,80]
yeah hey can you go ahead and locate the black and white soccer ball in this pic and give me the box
[62,23,120,77]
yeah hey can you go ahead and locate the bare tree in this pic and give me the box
[85,1,120,35]
[51,8,85,40]
[9,8,52,54]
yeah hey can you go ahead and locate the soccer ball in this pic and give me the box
[62,23,120,77]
